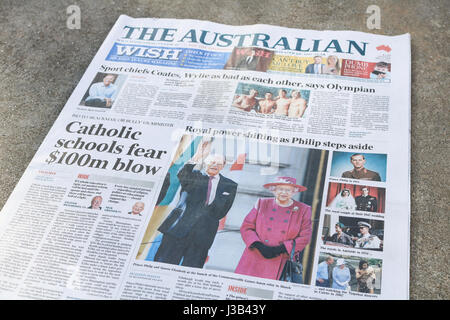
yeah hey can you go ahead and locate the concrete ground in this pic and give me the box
[0,0,448,299]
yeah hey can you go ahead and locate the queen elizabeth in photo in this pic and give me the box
[234,177,312,281]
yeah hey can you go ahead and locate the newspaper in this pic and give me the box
[0,16,411,300]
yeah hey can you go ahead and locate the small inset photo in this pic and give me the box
[315,253,382,294]
[80,72,127,108]
[224,47,274,72]
[321,214,384,251]
[128,201,146,217]
[369,61,391,80]
[304,55,341,76]
[330,152,387,182]
[232,83,310,118]
[87,195,103,210]
[326,182,385,213]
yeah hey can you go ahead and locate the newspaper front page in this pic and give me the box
[0,16,411,300]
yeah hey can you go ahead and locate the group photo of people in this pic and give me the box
[137,134,328,285]
[80,72,127,108]
[326,182,386,213]
[316,253,382,294]
[321,215,384,251]
[330,151,387,182]
[232,83,310,118]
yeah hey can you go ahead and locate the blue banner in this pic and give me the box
[106,43,230,70]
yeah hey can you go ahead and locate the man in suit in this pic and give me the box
[355,187,378,212]
[305,56,325,74]
[236,49,260,71]
[154,142,238,268]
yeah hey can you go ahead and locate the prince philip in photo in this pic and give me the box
[154,140,238,268]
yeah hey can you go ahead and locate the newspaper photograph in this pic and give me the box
[0,16,411,300]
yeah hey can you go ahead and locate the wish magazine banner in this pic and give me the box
[0,16,410,300]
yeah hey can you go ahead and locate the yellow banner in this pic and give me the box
[268,55,322,73]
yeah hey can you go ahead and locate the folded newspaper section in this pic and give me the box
[0,16,411,300]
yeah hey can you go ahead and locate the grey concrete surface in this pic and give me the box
[0,0,448,299]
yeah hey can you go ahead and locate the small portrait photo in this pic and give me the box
[330,151,387,182]
[326,182,385,213]
[88,195,103,210]
[305,55,341,76]
[232,83,311,118]
[224,47,274,72]
[128,201,145,217]
[370,61,391,80]
[315,253,382,294]
[321,214,384,251]
[137,134,329,285]
[80,72,126,108]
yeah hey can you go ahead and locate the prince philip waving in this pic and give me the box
[154,140,238,268]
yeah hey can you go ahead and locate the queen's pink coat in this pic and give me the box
[235,197,312,280]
